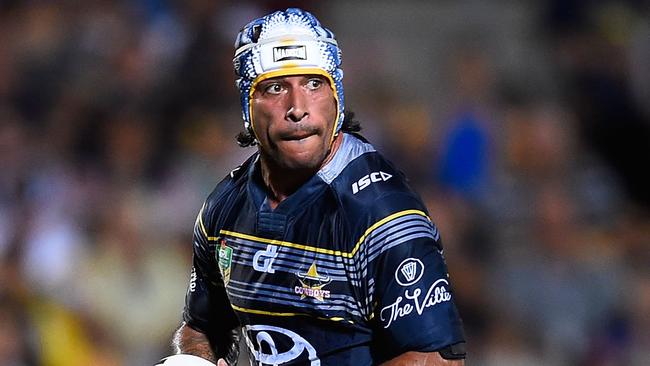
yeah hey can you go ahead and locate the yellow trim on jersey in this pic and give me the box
[348,209,430,257]
[196,204,218,241]
[220,229,346,257]
[231,304,353,323]
[219,209,430,258]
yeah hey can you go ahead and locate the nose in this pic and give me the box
[286,88,308,122]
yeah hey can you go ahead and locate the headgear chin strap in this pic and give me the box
[233,8,345,141]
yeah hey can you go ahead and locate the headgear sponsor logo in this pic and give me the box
[380,278,453,328]
[395,258,424,287]
[273,45,307,62]
[244,324,320,365]
[295,262,331,301]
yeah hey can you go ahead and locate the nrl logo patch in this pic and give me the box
[273,45,307,62]
[294,262,331,301]
[217,238,233,285]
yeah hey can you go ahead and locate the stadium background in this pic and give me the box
[0,1,648,365]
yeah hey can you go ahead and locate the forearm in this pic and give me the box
[172,322,217,363]
[380,351,465,366]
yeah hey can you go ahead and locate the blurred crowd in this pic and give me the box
[0,1,648,365]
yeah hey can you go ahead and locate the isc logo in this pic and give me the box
[352,171,393,194]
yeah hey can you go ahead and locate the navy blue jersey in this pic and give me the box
[183,133,465,365]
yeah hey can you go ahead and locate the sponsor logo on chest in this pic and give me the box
[253,244,279,273]
[244,324,319,365]
[295,262,332,301]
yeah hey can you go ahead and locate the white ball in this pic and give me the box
[155,354,216,366]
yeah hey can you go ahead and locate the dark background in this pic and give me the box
[1,1,648,365]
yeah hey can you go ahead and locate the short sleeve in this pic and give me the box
[363,195,465,361]
[182,204,239,335]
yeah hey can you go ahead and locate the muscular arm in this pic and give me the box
[380,351,464,366]
[172,322,217,363]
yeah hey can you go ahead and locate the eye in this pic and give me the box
[306,78,325,90]
[264,83,283,95]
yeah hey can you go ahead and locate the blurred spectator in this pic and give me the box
[75,192,189,364]
[0,1,648,365]
[545,0,650,209]
[435,48,497,204]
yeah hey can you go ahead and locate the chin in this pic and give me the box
[272,141,328,170]
[276,155,324,171]
[275,149,328,171]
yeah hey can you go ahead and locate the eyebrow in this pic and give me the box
[261,74,326,83]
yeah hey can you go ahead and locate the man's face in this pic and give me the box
[251,74,337,170]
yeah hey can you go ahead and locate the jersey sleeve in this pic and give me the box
[182,203,239,336]
[364,193,465,361]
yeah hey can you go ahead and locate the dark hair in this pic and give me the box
[236,110,362,147]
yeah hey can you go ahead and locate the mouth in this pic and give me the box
[280,129,319,141]
[282,133,313,141]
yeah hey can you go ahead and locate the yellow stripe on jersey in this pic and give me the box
[220,229,349,257]
[219,209,430,258]
[231,304,353,323]
[196,204,218,241]
[348,209,429,257]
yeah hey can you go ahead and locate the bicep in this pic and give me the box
[380,351,465,366]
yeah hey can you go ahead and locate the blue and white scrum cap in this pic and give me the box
[233,8,345,141]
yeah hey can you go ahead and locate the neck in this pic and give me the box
[260,133,344,209]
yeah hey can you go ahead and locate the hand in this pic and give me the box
[217,359,229,366]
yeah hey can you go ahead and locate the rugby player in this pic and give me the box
[172,8,466,366]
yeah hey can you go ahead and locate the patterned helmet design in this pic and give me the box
[233,8,344,140]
